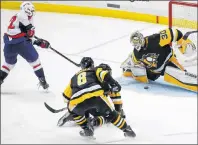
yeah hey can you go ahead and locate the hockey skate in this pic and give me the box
[80,120,95,139]
[57,111,74,127]
[38,77,49,89]
[123,125,136,137]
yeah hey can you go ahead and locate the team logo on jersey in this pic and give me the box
[141,53,159,68]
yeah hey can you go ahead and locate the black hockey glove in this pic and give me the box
[110,81,121,93]
[34,38,50,49]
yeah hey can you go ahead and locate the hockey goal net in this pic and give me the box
[169,0,198,66]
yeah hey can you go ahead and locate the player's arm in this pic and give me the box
[62,81,72,103]
[18,12,50,48]
[18,12,35,38]
[96,68,121,92]
[159,28,183,47]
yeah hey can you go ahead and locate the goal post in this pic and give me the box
[168,0,198,66]
[169,0,198,30]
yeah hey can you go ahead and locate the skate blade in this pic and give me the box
[84,136,96,140]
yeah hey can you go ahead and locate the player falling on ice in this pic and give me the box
[121,28,197,92]
[61,57,135,138]
[0,1,50,89]
[57,63,126,127]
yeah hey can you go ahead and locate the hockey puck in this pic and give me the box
[144,86,149,89]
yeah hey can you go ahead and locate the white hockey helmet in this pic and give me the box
[130,31,145,51]
[20,1,35,17]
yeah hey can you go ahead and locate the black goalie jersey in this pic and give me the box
[132,28,183,73]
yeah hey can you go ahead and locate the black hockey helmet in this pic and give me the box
[99,63,112,74]
[80,57,94,69]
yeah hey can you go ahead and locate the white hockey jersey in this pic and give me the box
[6,10,34,38]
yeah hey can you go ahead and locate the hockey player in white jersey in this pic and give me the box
[121,28,197,92]
[0,1,50,89]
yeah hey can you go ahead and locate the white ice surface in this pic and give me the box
[1,9,197,144]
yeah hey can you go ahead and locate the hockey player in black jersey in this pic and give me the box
[57,63,126,127]
[121,28,197,92]
[62,57,135,138]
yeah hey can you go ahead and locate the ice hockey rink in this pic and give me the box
[1,9,197,144]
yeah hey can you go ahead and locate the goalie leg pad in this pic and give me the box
[164,66,198,92]
[123,66,149,83]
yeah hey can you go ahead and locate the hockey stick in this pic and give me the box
[49,46,81,67]
[44,102,67,113]
[183,30,198,40]
[34,36,81,67]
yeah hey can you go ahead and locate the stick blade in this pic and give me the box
[44,102,56,113]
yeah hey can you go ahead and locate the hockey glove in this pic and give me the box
[34,38,50,49]
[110,81,121,93]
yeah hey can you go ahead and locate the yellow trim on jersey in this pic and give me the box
[96,68,108,83]
[110,92,121,97]
[174,29,179,42]
[159,29,172,47]
[164,73,198,92]
[69,89,104,106]
[110,92,122,104]
[113,101,123,105]
[63,82,72,100]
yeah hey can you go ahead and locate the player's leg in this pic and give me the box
[164,66,197,92]
[146,69,161,81]
[110,92,126,118]
[18,40,49,89]
[68,100,96,137]
[92,95,136,137]
[0,44,18,84]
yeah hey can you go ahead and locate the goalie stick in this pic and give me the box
[183,30,198,40]
[44,102,67,113]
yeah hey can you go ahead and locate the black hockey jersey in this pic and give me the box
[133,28,183,73]
[63,67,108,106]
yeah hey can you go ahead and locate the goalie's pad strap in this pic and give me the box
[164,66,198,92]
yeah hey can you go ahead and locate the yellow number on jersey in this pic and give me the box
[77,72,87,86]
[159,29,172,47]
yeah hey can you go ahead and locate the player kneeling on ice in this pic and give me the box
[58,63,126,127]
[121,28,197,92]
[61,57,135,138]
[0,1,50,89]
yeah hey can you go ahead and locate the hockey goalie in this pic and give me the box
[121,28,197,92]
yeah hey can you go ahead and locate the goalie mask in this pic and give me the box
[130,31,145,51]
